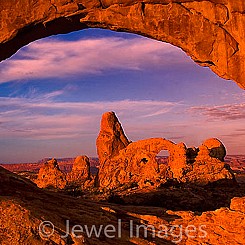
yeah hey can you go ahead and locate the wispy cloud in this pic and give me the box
[0,37,191,83]
[221,128,245,138]
[222,132,245,138]
[141,107,176,118]
[189,103,245,121]
[0,92,181,140]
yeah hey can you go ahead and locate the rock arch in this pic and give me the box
[96,111,234,189]
[0,0,244,88]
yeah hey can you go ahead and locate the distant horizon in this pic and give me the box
[0,28,244,163]
[1,153,245,165]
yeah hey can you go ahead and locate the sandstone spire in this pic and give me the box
[96,111,130,164]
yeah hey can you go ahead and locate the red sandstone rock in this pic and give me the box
[35,158,67,189]
[96,111,130,164]
[97,112,235,188]
[98,137,177,188]
[0,165,244,244]
[230,196,245,213]
[178,138,235,184]
[0,1,244,87]
[202,138,226,161]
[36,156,93,189]
[67,155,91,185]
[169,196,245,244]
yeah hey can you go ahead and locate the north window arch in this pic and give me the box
[0,0,244,88]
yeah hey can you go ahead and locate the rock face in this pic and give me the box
[97,112,235,189]
[96,111,130,164]
[202,138,226,161]
[164,196,245,244]
[181,138,234,184]
[67,155,90,184]
[0,165,244,244]
[0,166,79,244]
[230,196,245,213]
[35,158,67,189]
[36,157,92,189]
[0,1,244,88]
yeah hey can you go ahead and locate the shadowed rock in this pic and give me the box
[0,165,244,244]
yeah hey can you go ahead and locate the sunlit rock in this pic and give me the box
[97,112,235,188]
[35,158,67,189]
[0,0,244,87]
[67,155,91,184]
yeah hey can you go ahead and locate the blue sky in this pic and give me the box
[0,28,244,163]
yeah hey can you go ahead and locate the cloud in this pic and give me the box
[141,107,176,118]
[0,36,191,83]
[222,133,245,138]
[221,128,245,138]
[188,103,245,121]
[236,129,245,132]
[1,92,245,160]
[0,93,181,140]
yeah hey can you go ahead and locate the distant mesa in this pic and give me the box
[96,111,235,189]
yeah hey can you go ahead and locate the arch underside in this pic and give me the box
[0,0,244,88]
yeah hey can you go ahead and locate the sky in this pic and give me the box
[0,28,244,163]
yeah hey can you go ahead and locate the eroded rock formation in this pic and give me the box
[36,156,92,189]
[181,138,234,184]
[35,158,67,189]
[0,0,244,87]
[67,155,91,184]
[0,164,244,244]
[97,111,130,164]
[97,112,235,189]
[145,196,245,244]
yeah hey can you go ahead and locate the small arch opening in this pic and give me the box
[156,150,169,165]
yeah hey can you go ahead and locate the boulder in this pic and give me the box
[202,138,226,161]
[230,196,245,213]
[181,139,235,185]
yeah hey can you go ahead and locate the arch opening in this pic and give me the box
[0,28,244,165]
[156,150,169,166]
